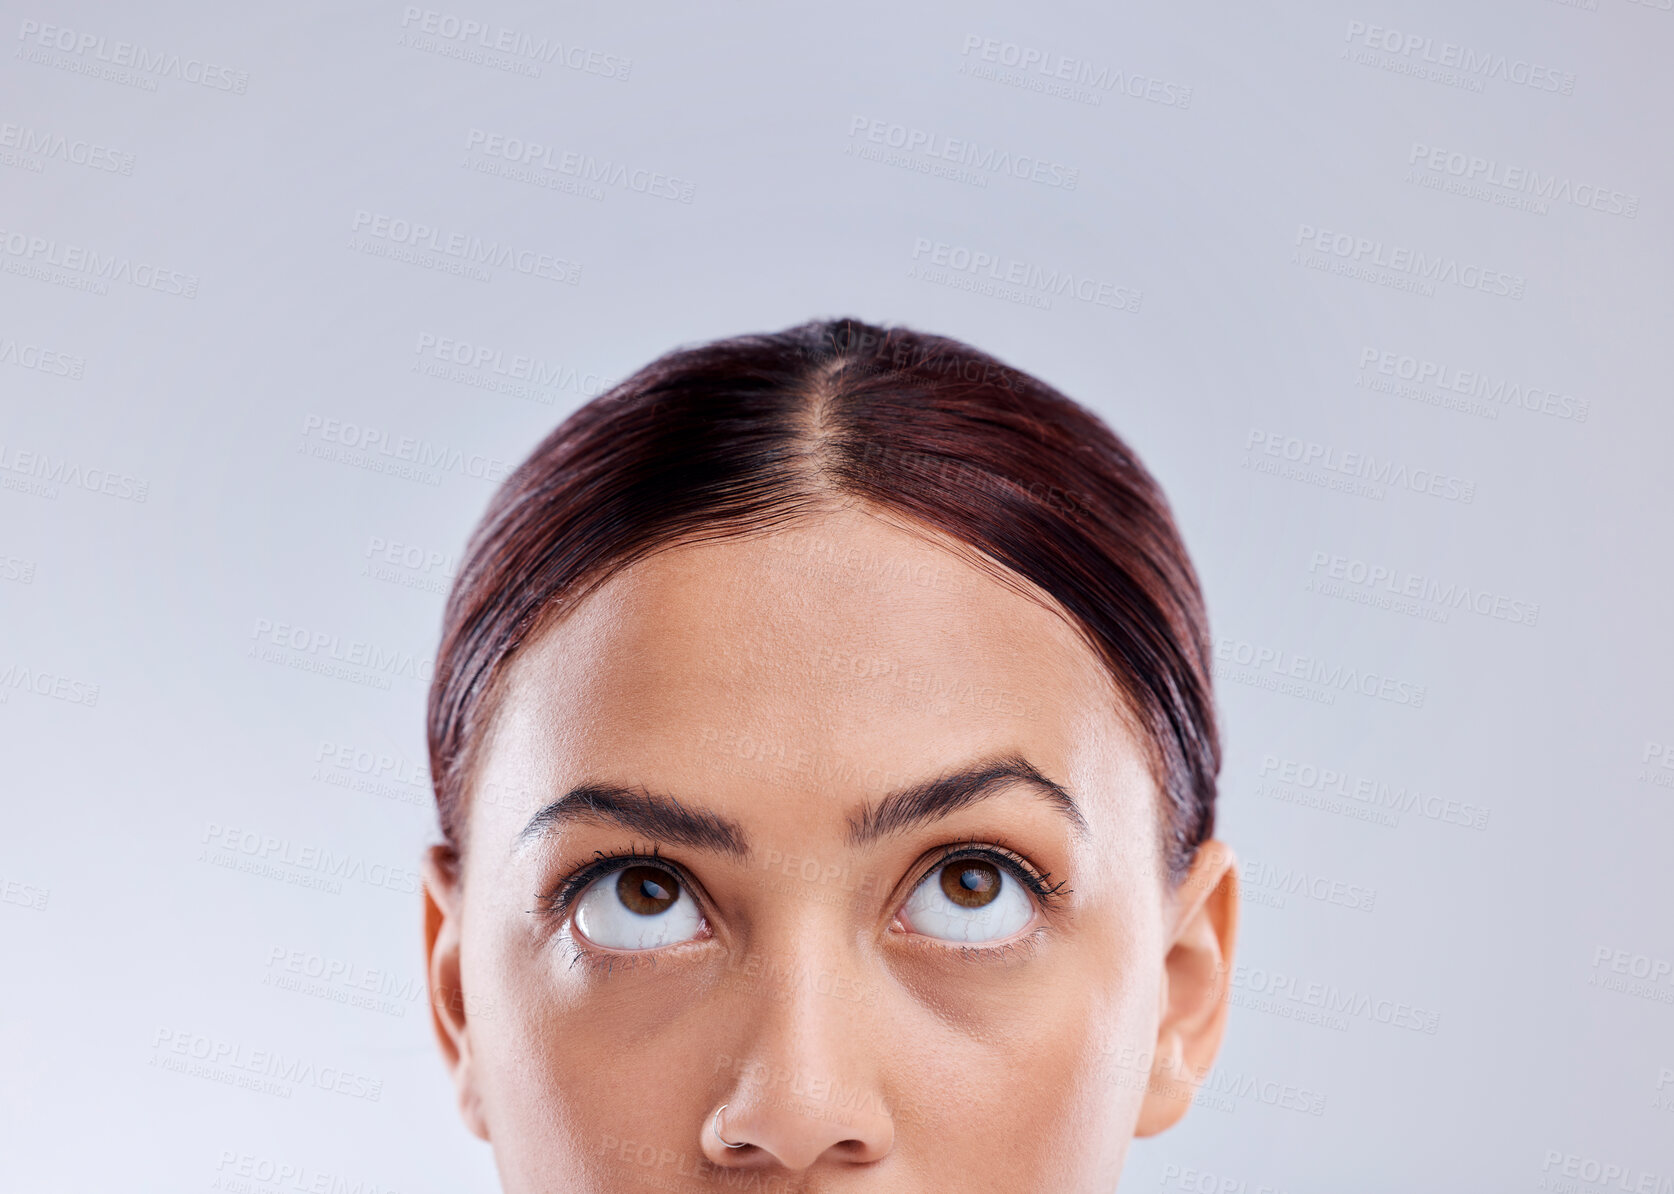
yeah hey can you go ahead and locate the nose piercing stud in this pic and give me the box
[712,1103,747,1149]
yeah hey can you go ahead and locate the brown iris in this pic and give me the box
[939,859,1001,909]
[616,865,680,915]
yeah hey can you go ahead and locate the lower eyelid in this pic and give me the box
[561,935,660,975]
[895,921,1048,960]
[561,919,712,967]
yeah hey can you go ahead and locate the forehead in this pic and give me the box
[474,502,1148,840]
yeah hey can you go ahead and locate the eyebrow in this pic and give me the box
[512,753,1088,855]
[514,785,751,857]
[845,753,1089,846]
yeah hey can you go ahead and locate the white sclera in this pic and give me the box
[572,867,705,950]
[900,861,1033,943]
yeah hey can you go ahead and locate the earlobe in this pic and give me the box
[422,844,490,1141]
[1135,840,1239,1137]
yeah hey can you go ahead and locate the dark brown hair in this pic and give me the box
[427,318,1220,882]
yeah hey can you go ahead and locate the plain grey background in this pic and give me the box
[2,2,1671,1191]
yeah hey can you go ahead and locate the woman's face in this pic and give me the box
[423,502,1237,1193]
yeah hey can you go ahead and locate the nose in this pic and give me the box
[700,947,896,1171]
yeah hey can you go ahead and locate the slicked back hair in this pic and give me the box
[427,318,1220,883]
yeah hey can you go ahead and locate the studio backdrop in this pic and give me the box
[2,1,1671,1191]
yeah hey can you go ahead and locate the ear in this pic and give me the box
[1135,839,1239,1137]
[422,844,489,1140]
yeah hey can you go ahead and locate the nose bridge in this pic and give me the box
[710,901,896,1168]
[736,902,884,1086]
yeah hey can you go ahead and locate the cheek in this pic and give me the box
[461,920,732,1174]
[876,920,1162,1177]
[1024,897,1166,1151]
[456,899,606,1170]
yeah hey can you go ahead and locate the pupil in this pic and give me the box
[617,865,679,916]
[940,860,1000,908]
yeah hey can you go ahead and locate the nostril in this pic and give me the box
[703,1076,896,1170]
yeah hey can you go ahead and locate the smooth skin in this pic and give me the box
[423,499,1239,1193]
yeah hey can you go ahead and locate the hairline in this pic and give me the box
[443,497,1167,880]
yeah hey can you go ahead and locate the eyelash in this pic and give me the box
[533,842,684,923]
[917,837,1072,910]
[532,837,1072,968]
[532,843,696,976]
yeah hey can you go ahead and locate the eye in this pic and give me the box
[571,864,705,951]
[898,857,1034,943]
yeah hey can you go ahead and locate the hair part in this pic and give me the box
[427,318,1220,884]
